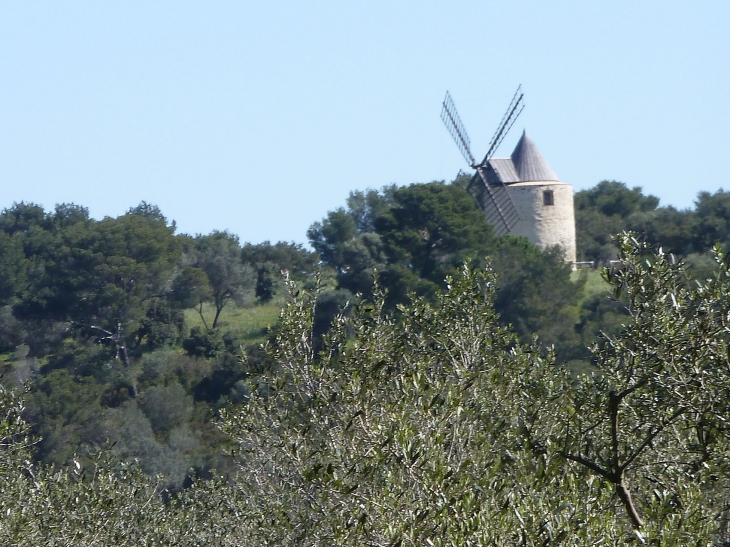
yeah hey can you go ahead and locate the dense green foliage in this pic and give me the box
[0,201,313,485]
[241,240,319,302]
[6,177,730,543]
[308,182,583,359]
[4,237,730,544]
[576,180,730,269]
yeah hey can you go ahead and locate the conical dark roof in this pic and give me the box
[510,130,559,182]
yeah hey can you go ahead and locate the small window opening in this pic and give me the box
[543,190,554,206]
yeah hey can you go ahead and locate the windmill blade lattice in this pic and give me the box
[483,86,524,163]
[441,91,476,167]
[440,88,523,235]
[468,168,520,235]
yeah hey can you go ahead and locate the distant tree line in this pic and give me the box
[0,201,316,482]
[576,180,730,271]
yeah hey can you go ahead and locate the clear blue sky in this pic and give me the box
[1,1,728,244]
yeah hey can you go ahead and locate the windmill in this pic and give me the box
[440,86,525,235]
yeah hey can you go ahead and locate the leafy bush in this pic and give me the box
[139,382,193,433]
[182,326,224,358]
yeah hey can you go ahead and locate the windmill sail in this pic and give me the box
[441,88,524,235]
[441,91,476,166]
[482,86,524,163]
[468,168,520,235]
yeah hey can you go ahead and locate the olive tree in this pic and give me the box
[219,240,730,545]
[554,234,730,540]
[0,383,249,546]
[220,267,576,545]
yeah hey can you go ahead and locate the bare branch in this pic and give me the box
[620,407,686,471]
[558,451,615,482]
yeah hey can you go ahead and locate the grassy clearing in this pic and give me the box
[184,299,285,346]
[181,269,609,349]
[571,268,609,306]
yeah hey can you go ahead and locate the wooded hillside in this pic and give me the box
[3,178,730,543]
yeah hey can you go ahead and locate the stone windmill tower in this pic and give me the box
[480,130,576,262]
[441,88,576,263]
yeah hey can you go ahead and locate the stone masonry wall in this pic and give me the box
[507,181,577,263]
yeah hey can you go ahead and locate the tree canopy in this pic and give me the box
[0,202,297,479]
[4,236,730,544]
[7,179,730,543]
[308,181,582,360]
[575,181,730,265]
